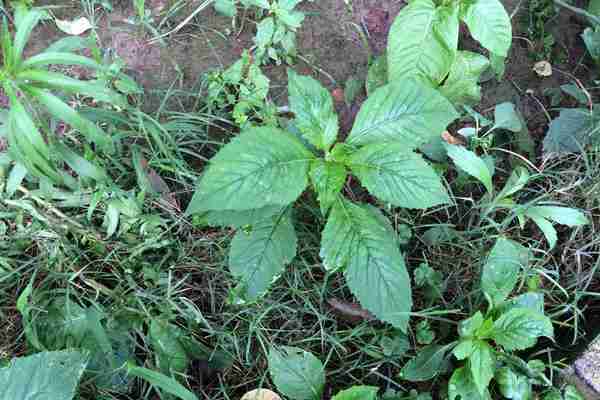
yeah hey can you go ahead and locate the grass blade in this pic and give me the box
[127,363,199,400]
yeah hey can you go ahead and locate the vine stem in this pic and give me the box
[554,0,600,26]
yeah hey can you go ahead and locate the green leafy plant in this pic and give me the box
[187,68,459,331]
[206,50,276,127]
[381,0,512,104]
[214,0,305,64]
[0,6,127,188]
[400,238,555,399]
[0,350,88,400]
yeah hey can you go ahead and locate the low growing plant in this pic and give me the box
[214,0,305,64]
[187,67,460,331]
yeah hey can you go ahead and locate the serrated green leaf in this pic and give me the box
[287,69,338,151]
[469,340,495,395]
[453,339,475,360]
[309,159,346,215]
[229,208,297,300]
[332,386,379,400]
[458,312,484,338]
[481,238,528,306]
[0,350,88,400]
[399,344,449,382]
[493,308,554,351]
[543,108,600,154]
[320,199,412,330]
[255,17,275,48]
[449,366,491,400]
[347,79,458,148]
[278,9,305,29]
[500,292,545,314]
[445,144,493,192]
[440,51,489,105]
[186,126,312,214]
[349,142,450,209]
[387,0,459,83]
[496,367,533,400]
[461,0,512,57]
[149,320,189,376]
[268,346,325,400]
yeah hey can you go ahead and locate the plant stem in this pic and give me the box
[554,0,600,26]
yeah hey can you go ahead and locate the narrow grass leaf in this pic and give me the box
[127,364,199,400]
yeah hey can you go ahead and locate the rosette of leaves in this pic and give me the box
[187,69,459,332]
[368,0,511,106]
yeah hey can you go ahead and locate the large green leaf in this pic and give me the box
[320,199,412,330]
[0,350,88,400]
[287,69,338,151]
[149,319,189,376]
[399,344,449,381]
[186,127,313,213]
[387,0,459,83]
[496,367,532,400]
[440,51,489,105]
[449,366,491,400]
[349,142,450,208]
[481,238,528,307]
[229,208,297,300]
[461,0,512,57]
[309,159,347,215]
[268,346,325,400]
[346,79,458,148]
[492,308,554,351]
[468,340,495,395]
[23,52,102,70]
[543,108,600,154]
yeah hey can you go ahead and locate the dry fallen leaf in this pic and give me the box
[55,17,93,35]
[441,130,466,146]
[240,389,282,400]
[328,298,374,322]
[533,61,552,77]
